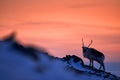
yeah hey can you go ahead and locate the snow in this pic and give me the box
[0,35,119,80]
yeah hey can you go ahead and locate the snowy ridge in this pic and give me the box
[0,33,120,80]
[62,55,120,80]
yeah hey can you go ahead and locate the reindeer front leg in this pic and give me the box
[89,59,92,67]
[91,60,94,69]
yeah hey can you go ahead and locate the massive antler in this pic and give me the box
[82,38,84,46]
[87,40,93,47]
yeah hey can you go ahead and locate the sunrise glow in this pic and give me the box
[0,0,120,62]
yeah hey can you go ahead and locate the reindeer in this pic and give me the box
[82,38,105,71]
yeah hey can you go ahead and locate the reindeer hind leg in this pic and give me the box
[99,64,102,70]
[102,63,105,72]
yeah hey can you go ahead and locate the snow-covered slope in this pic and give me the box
[0,33,120,80]
[62,55,120,80]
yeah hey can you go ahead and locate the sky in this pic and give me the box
[0,0,120,63]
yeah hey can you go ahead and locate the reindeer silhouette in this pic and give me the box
[82,38,105,71]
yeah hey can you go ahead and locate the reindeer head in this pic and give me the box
[82,38,93,53]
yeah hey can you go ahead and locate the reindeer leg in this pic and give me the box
[91,60,94,69]
[88,59,92,69]
[99,64,102,70]
[92,60,94,68]
[89,59,91,67]
[102,63,105,72]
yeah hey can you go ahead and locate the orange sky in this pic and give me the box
[0,0,120,62]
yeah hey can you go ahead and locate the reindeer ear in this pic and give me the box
[3,31,16,42]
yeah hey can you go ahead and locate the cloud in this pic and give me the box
[15,21,69,26]
[12,21,119,30]
[67,0,118,8]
